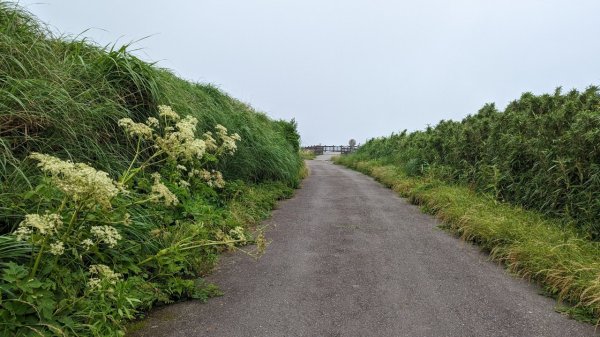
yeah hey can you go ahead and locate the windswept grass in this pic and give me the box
[0,2,303,336]
[300,149,316,160]
[336,157,600,322]
[0,2,302,234]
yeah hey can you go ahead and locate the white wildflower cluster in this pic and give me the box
[14,213,63,241]
[90,225,122,248]
[215,124,241,155]
[119,107,240,162]
[117,105,243,196]
[189,169,225,188]
[208,170,225,188]
[87,278,101,289]
[88,264,122,289]
[48,241,65,256]
[123,213,132,226]
[150,173,179,206]
[81,239,94,250]
[28,153,122,209]
[13,227,32,241]
[117,118,153,140]
[215,226,248,249]
[120,108,211,163]
[146,117,160,128]
[202,131,218,152]
[155,116,207,162]
[158,105,180,121]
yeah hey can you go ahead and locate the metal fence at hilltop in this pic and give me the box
[301,145,359,155]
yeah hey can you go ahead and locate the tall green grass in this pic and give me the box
[352,87,600,238]
[0,2,302,336]
[0,2,301,234]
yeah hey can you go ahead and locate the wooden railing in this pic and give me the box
[301,145,359,155]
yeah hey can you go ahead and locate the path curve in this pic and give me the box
[131,158,596,337]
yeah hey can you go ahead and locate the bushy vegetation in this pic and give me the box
[337,85,600,321]
[0,3,302,336]
[351,87,600,238]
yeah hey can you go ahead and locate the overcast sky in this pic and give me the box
[22,0,600,146]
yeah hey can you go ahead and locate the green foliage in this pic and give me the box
[0,106,294,335]
[0,3,302,336]
[154,74,302,187]
[351,87,600,238]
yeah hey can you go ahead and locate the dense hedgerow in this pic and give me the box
[352,87,600,238]
[0,2,302,336]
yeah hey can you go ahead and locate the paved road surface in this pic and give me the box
[131,157,596,337]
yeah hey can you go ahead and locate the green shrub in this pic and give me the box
[352,87,600,238]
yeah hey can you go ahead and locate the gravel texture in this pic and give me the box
[130,158,596,337]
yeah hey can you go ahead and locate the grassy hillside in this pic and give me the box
[336,86,600,321]
[0,3,302,336]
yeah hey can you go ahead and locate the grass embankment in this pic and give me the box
[0,3,302,336]
[335,86,600,322]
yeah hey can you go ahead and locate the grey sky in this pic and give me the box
[22,0,600,146]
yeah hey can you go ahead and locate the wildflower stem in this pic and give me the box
[137,239,246,266]
[125,196,158,207]
[180,239,246,251]
[120,138,143,185]
[57,196,68,214]
[61,203,84,242]
[137,155,167,171]
[120,151,166,186]
[30,237,48,278]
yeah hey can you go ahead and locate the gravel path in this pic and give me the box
[130,158,596,337]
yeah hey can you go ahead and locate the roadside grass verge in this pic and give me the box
[335,156,600,323]
[300,149,316,160]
